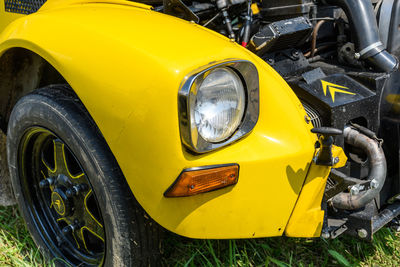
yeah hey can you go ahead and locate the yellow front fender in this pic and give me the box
[0,2,325,238]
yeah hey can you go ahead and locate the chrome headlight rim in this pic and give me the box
[178,60,259,153]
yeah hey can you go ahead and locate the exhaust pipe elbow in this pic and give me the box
[324,0,398,72]
[331,126,387,210]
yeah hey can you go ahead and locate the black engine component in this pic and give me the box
[260,0,314,21]
[302,100,323,128]
[163,0,200,22]
[324,0,398,72]
[311,127,343,166]
[290,69,386,135]
[249,16,312,55]
[379,0,400,53]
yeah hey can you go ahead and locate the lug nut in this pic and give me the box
[65,188,75,197]
[39,178,54,189]
[62,224,77,235]
[66,184,88,197]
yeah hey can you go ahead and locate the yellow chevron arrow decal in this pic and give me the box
[321,80,356,102]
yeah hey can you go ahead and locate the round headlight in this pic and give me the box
[191,67,246,143]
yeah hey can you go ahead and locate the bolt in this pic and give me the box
[357,228,368,239]
[321,231,330,239]
[333,157,339,164]
[56,174,70,183]
[370,179,379,189]
[62,224,76,235]
[39,180,49,188]
[350,185,360,196]
[355,52,361,59]
[39,178,54,189]
[292,50,300,59]
[66,184,88,197]
[65,188,75,197]
[267,58,275,65]
[304,115,311,124]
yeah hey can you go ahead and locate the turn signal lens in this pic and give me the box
[164,164,239,197]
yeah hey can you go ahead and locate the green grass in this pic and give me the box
[2,205,400,266]
[0,206,46,266]
[164,229,400,266]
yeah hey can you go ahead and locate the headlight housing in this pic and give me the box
[191,67,245,143]
[179,60,259,153]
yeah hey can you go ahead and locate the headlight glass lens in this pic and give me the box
[191,67,246,143]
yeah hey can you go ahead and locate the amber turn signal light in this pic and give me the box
[164,164,239,197]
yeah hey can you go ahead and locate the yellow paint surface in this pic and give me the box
[285,145,347,237]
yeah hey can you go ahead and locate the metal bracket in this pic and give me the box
[311,127,342,166]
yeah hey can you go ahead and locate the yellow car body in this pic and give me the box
[0,0,346,239]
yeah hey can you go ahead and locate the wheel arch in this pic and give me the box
[0,46,72,207]
[0,47,68,133]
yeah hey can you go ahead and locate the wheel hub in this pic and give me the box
[51,188,71,216]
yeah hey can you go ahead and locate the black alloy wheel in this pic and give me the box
[7,85,162,266]
[19,128,105,265]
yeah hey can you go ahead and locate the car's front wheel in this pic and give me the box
[7,85,161,266]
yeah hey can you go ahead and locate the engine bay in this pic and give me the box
[152,0,399,70]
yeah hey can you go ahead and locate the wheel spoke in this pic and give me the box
[41,153,56,174]
[83,190,103,228]
[77,225,105,253]
[54,139,85,179]
[53,139,67,174]
[40,170,47,179]
[70,172,85,179]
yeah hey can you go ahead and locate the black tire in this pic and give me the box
[0,130,15,206]
[7,85,162,266]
